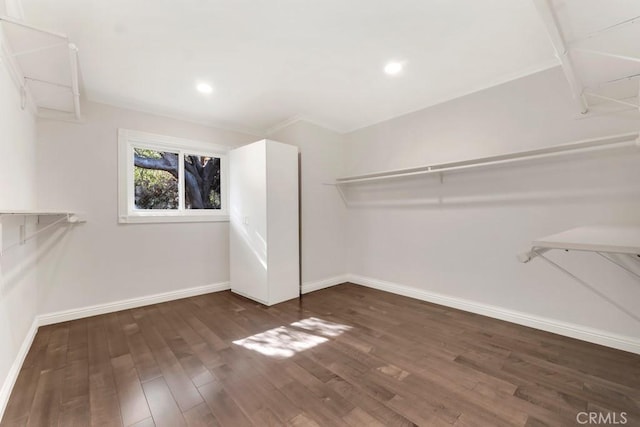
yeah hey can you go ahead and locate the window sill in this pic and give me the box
[119,214,230,224]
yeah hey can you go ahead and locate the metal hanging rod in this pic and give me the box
[331,132,640,185]
[25,76,73,89]
[0,15,68,38]
[11,41,68,57]
[584,91,640,109]
[572,48,640,64]
[595,72,640,88]
[570,14,640,44]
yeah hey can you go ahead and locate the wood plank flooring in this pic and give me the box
[2,283,639,426]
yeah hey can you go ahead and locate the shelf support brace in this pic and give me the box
[532,0,588,114]
[572,48,640,64]
[584,91,640,109]
[69,44,81,120]
[534,250,640,324]
[571,15,640,43]
[11,42,68,57]
[596,252,640,280]
[0,212,85,257]
[0,16,81,120]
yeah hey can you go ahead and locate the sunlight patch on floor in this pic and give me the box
[233,326,328,358]
[233,317,352,358]
[290,317,353,337]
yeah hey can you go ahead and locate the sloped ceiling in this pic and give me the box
[19,0,564,133]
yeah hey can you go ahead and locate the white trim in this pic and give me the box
[0,317,38,420]
[118,214,229,224]
[122,128,231,153]
[348,274,640,355]
[37,281,230,326]
[264,115,306,136]
[301,275,349,294]
[265,115,346,136]
[87,97,264,138]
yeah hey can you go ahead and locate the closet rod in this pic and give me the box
[332,132,640,185]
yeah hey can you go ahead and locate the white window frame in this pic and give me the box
[118,129,230,223]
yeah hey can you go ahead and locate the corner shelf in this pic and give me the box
[0,15,81,121]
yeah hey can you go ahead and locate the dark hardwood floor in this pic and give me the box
[2,283,639,426]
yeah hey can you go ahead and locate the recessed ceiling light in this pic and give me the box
[196,82,213,94]
[384,61,404,76]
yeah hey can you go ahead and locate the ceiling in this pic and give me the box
[15,0,563,134]
[16,1,636,135]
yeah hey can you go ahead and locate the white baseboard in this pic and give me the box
[37,281,230,326]
[0,317,38,420]
[348,274,640,355]
[301,275,349,294]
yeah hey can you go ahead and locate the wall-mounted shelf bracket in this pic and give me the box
[0,211,85,256]
[0,15,81,120]
[520,225,640,324]
[532,0,589,114]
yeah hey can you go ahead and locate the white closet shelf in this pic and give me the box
[0,211,85,223]
[531,225,640,256]
[0,15,81,120]
[520,225,640,324]
[331,132,640,185]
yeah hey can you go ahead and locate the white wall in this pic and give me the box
[344,66,640,341]
[268,121,348,288]
[0,47,39,409]
[0,67,36,208]
[34,102,349,315]
[35,101,256,315]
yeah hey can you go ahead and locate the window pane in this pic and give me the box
[184,154,221,209]
[133,148,179,209]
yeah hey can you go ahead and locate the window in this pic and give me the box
[118,129,229,223]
